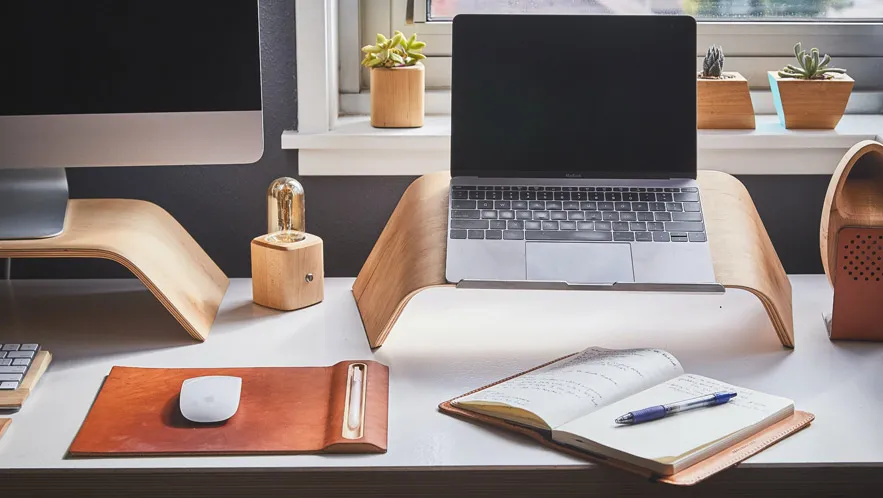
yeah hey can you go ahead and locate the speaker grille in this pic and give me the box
[841,232,883,282]
[831,226,883,340]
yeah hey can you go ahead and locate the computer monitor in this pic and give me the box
[0,0,263,239]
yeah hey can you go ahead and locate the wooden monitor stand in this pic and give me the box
[0,199,228,341]
[353,171,794,349]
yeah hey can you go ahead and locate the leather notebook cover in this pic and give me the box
[831,226,883,340]
[69,360,388,456]
[439,358,814,486]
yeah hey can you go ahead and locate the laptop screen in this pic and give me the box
[451,15,697,180]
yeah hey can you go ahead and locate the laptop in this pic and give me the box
[446,14,718,290]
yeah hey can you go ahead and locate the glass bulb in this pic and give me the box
[266,177,305,243]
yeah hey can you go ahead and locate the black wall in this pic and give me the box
[9,0,829,279]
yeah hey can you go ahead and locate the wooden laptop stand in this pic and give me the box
[0,199,228,341]
[354,171,793,349]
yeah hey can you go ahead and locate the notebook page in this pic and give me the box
[453,347,684,429]
[556,374,794,462]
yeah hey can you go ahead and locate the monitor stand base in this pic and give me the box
[0,168,68,240]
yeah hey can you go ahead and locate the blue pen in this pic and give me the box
[614,391,738,425]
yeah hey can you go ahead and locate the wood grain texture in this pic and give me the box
[697,73,755,130]
[251,233,324,311]
[698,171,794,348]
[370,64,424,128]
[821,141,883,286]
[353,172,454,347]
[769,72,854,130]
[0,351,52,409]
[69,361,388,456]
[0,418,9,441]
[354,171,793,349]
[0,199,228,342]
[820,141,883,340]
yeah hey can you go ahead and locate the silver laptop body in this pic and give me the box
[445,15,717,290]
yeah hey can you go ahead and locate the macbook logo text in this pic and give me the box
[565,173,583,178]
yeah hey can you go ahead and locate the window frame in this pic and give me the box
[331,1,883,120]
[294,2,883,176]
[352,1,883,89]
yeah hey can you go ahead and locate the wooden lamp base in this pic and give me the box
[251,233,324,311]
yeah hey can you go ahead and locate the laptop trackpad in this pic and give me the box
[525,242,635,284]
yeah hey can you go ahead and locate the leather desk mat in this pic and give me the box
[69,361,388,456]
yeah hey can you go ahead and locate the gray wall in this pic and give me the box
[10,0,829,279]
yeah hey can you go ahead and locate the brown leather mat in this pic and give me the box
[69,361,388,456]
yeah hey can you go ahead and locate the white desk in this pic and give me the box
[1,277,882,497]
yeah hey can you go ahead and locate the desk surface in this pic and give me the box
[0,276,881,494]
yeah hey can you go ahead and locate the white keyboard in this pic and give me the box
[0,343,40,390]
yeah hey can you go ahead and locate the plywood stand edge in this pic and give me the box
[0,418,10,440]
[353,171,793,349]
[0,199,229,341]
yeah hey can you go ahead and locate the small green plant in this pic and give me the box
[778,42,847,80]
[700,45,724,79]
[361,31,426,68]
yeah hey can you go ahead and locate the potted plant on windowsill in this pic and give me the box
[361,31,426,128]
[769,43,854,130]
[697,45,755,129]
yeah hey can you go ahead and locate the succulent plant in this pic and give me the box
[778,42,847,80]
[361,31,426,68]
[701,45,725,78]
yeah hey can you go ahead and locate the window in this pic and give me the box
[352,1,883,92]
[295,0,883,175]
[426,1,883,21]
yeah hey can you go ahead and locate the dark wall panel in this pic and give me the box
[737,175,830,275]
[10,1,415,280]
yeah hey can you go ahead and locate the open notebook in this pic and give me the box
[450,347,796,476]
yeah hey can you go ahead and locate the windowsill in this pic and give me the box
[283,115,883,176]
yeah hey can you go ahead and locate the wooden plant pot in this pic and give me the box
[768,71,854,130]
[370,63,424,128]
[697,72,755,129]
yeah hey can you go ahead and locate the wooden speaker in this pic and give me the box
[821,140,883,340]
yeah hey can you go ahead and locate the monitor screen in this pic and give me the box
[450,15,697,180]
[0,0,263,168]
[1,1,261,116]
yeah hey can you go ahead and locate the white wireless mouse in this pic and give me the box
[179,376,242,423]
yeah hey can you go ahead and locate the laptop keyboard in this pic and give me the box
[449,186,706,243]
